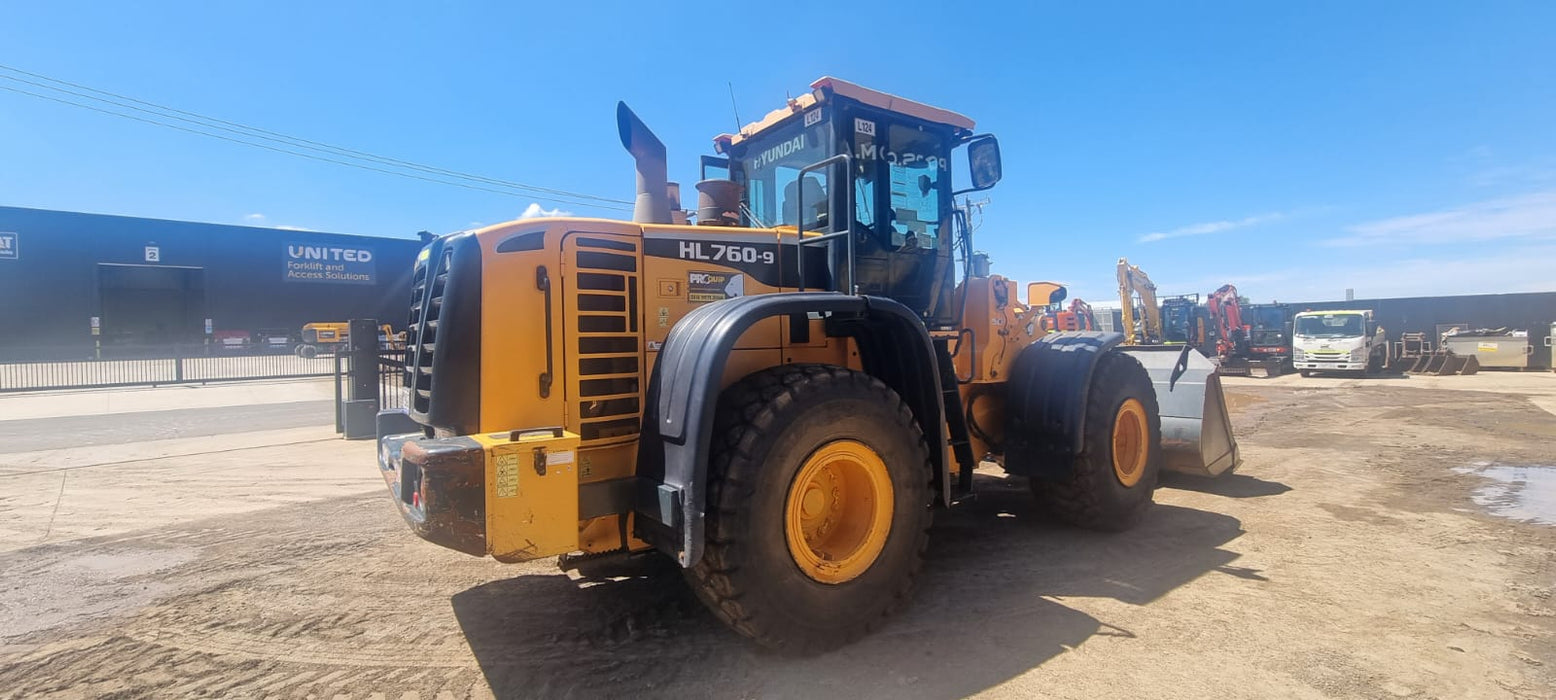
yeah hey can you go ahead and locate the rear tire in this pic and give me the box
[296,344,319,359]
[686,364,932,653]
[1032,351,1162,532]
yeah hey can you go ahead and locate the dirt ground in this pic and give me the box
[0,372,1553,698]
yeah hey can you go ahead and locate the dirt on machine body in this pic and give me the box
[373,77,1240,651]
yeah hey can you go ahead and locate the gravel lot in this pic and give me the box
[0,373,1552,698]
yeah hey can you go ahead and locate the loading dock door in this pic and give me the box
[97,264,206,346]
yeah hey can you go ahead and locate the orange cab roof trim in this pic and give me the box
[715,77,975,151]
[810,76,975,131]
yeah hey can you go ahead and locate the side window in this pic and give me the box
[886,124,944,248]
[777,166,828,229]
[748,179,769,227]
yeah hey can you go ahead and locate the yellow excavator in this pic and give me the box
[1117,257,1164,345]
[374,78,1239,652]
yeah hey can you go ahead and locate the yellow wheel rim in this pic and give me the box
[1112,398,1150,487]
[784,439,894,584]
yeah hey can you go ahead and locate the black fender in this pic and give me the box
[1004,331,1127,479]
[636,292,946,567]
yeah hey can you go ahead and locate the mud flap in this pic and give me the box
[1119,346,1240,477]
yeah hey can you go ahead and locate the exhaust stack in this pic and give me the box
[617,102,673,225]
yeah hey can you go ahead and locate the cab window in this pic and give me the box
[734,117,832,229]
[851,119,948,249]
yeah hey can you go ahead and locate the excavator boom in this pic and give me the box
[1117,258,1163,344]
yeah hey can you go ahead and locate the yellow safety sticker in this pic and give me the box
[1477,342,1498,352]
[495,453,520,498]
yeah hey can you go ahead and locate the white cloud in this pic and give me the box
[245,213,266,222]
[1329,190,1556,247]
[519,203,572,219]
[1139,212,1286,243]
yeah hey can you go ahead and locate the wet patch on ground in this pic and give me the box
[1454,463,1556,527]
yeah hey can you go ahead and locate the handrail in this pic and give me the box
[795,153,856,295]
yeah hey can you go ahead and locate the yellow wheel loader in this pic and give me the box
[375,77,1240,652]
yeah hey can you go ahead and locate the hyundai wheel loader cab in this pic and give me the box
[373,77,1239,653]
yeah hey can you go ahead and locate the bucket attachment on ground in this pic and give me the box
[1405,350,1479,376]
[1435,355,1467,375]
[1119,346,1241,477]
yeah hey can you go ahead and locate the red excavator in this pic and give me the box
[1027,281,1097,332]
[1045,298,1098,332]
[1207,284,1253,376]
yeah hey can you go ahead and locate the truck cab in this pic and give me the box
[1292,309,1388,376]
[1244,304,1293,371]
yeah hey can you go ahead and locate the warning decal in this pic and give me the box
[495,453,519,498]
[688,271,745,304]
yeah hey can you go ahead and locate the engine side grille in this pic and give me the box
[407,248,451,414]
[569,237,642,444]
[402,255,427,407]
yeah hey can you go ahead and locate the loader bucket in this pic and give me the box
[1458,355,1480,375]
[1119,346,1241,477]
[1436,355,1467,375]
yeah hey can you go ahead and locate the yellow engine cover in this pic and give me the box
[473,429,581,562]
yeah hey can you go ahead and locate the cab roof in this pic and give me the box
[715,76,976,152]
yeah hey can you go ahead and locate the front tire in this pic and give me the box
[686,364,932,653]
[1366,348,1387,375]
[1032,351,1162,532]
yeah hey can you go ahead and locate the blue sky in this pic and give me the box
[3,1,1554,304]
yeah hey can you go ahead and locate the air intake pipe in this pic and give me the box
[617,102,673,225]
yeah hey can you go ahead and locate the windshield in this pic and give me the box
[1246,307,1287,345]
[734,116,833,229]
[1162,303,1195,342]
[1246,306,1286,330]
[1295,314,1364,338]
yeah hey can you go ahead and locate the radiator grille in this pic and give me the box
[405,248,451,414]
[570,237,641,444]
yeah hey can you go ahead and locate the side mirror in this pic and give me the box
[966,136,1002,191]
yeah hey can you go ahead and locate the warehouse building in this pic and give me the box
[0,206,425,354]
[1287,291,1556,370]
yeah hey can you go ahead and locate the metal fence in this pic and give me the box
[378,352,407,410]
[332,349,406,437]
[0,344,337,392]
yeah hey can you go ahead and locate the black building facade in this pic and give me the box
[0,206,424,352]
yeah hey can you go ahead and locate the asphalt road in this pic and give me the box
[0,400,335,453]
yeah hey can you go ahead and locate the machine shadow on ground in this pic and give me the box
[453,474,1249,698]
[1161,471,1293,498]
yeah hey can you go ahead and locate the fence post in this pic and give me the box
[334,353,344,434]
[174,344,185,383]
[339,318,381,439]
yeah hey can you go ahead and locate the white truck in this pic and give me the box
[1292,309,1389,377]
